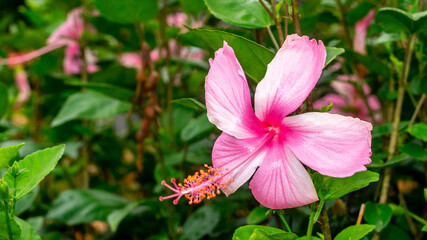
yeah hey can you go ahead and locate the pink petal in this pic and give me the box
[249,137,318,209]
[64,42,83,75]
[47,8,85,44]
[120,53,142,70]
[353,10,375,55]
[212,133,268,196]
[14,69,31,108]
[254,34,326,126]
[206,41,267,138]
[1,41,68,66]
[283,112,372,178]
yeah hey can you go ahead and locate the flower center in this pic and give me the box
[269,125,280,136]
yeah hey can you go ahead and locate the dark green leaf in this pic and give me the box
[312,171,379,200]
[0,82,8,119]
[363,202,393,232]
[249,228,298,240]
[334,224,376,240]
[0,143,25,170]
[180,0,205,14]
[0,211,21,240]
[180,205,220,240]
[107,202,139,232]
[424,188,427,202]
[14,145,64,199]
[15,217,42,240]
[94,0,158,24]
[204,0,273,28]
[325,47,345,67]
[171,98,206,112]
[408,123,427,142]
[64,80,134,100]
[188,27,274,82]
[376,8,427,33]
[51,90,131,127]
[233,225,294,240]
[181,113,215,142]
[247,206,269,225]
[399,142,427,161]
[368,153,409,168]
[46,189,128,225]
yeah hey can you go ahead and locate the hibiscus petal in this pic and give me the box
[249,138,318,209]
[283,112,372,178]
[254,34,326,126]
[212,133,268,196]
[206,41,266,138]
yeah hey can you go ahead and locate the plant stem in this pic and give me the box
[291,0,302,35]
[267,26,280,50]
[313,200,324,222]
[277,211,292,233]
[379,34,416,204]
[318,205,332,240]
[3,201,14,240]
[408,94,426,128]
[259,0,274,19]
[284,2,288,39]
[272,0,284,44]
[306,203,316,240]
[335,0,352,47]
[10,177,16,216]
[356,203,366,224]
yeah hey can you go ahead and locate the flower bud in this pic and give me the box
[0,179,9,201]
[11,161,20,177]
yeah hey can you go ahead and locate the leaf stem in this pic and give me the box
[379,34,416,204]
[277,211,292,233]
[408,94,426,128]
[267,26,280,50]
[318,205,332,240]
[3,201,14,240]
[306,203,316,240]
[10,177,16,216]
[272,0,284,44]
[313,199,324,222]
[291,0,302,36]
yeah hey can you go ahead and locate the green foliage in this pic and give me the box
[233,225,297,240]
[376,8,427,33]
[181,113,214,142]
[180,205,221,240]
[398,142,427,161]
[312,171,379,200]
[247,206,269,224]
[0,211,21,240]
[363,202,393,232]
[204,0,274,28]
[334,224,375,240]
[171,98,206,112]
[0,143,24,170]
[107,202,139,232]
[408,123,427,142]
[94,0,158,24]
[51,90,131,127]
[180,0,205,14]
[4,145,65,199]
[15,217,43,240]
[46,189,128,225]
[0,82,8,119]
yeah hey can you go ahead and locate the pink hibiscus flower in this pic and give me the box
[160,35,372,209]
[0,8,98,75]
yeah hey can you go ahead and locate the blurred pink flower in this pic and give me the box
[353,10,375,55]
[0,8,98,75]
[13,66,31,109]
[161,35,372,209]
[314,75,381,123]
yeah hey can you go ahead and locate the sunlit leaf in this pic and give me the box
[0,211,21,240]
[233,225,297,240]
[0,143,25,170]
[15,217,43,240]
[334,224,375,240]
[408,123,427,142]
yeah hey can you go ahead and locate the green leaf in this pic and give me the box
[233,225,295,240]
[181,205,221,240]
[181,113,215,142]
[14,145,65,199]
[180,0,205,14]
[0,211,21,240]
[188,27,274,82]
[376,8,427,33]
[422,224,427,232]
[94,0,158,24]
[107,202,139,232]
[398,142,427,161]
[249,228,298,240]
[64,80,134,100]
[171,98,206,112]
[0,143,25,169]
[204,0,274,28]
[0,82,8,119]
[325,47,345,67]
[334,224,376,240]
[15,186,39,216]
[247,206,269,225]
[368,153,409,168]
[51,90,131,127]
[408,123,427,142]
[15,217,42,240]
[312,171,379,200]
[363,202,393,232]
[46,189,128,225]
[424,188,427,202]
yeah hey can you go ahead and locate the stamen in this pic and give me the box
[159,165,233,205]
